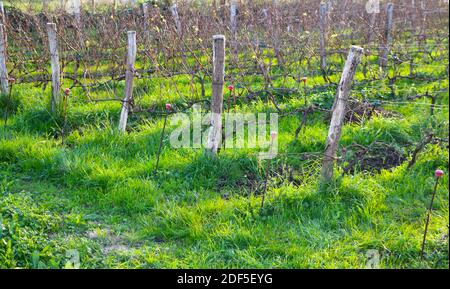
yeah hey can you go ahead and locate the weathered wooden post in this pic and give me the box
[170,4,182,36]
[206,35,226,155]
[72,0,84,48]
[118,31,137,133]
[319,3,328,77]
[230,1,237,35]
[0,24,8,95]
[379,3,394,74]
[410,0,417,34]
[230,0,238,60]
[321,46,364,182]
[73,0,81,23]
[366,0,380,44]
[0,1,5,25]
[142,2,149,42]
[367,11,377,44]
[47,23,61,113]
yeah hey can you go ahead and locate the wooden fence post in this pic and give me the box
[379,3,394,74]
[321,46,364,182]
[142,2,149,42]
[0,24,8,95]
[410,0,417,35]
[72,0,84,49]
[319,3,328,77]
[367,10,377,44]
[170,4,182,36]
[0,1,5,25]
[366,0,380,44]
[73,0,81,23]
[47,23,61,113]
[206,35,226,155]
[230,0,238,61]
[118,31,137,133]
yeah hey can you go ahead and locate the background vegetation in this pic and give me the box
[0,0,448,268]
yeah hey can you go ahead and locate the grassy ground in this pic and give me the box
[0,42,449,268]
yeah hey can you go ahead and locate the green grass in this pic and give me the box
[1,39,449,269]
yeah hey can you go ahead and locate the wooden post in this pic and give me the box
[0,1,5,25]
[379,3,394,74]
[0,24,8,95]
[206,35,226,155]
[91,0,96,14]
[366,0,380,44]
[118,31,137,133]
[321,46,364,182]
[230,1,237,33]
[71,0,81,23]
[319,3,327,76]
[170,4,182,36]
[411,0,416,35]
[367,11,377,44]
[73,0,84,48]
[230,0,238,60]
[47,23,61,113]
[142,2,149,42]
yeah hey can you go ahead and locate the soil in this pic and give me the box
[326,99,403,125]
[340,142,406,174]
